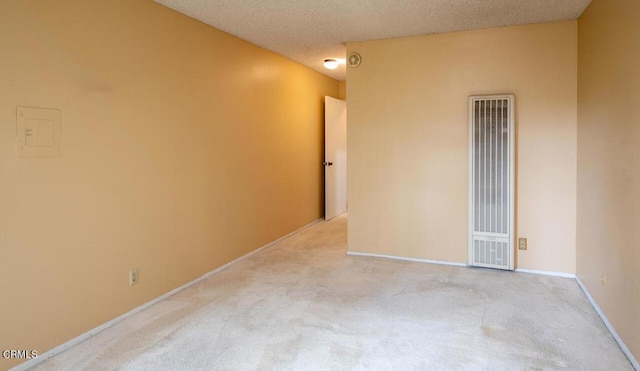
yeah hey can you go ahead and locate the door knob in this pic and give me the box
[323,162,333,166]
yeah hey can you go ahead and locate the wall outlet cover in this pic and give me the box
[129,268,138,286]
[518,238,528,250]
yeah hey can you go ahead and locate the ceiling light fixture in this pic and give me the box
[323,59,339,70]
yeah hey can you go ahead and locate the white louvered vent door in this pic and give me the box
[468,95,515,270]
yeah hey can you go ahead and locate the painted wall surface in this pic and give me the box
[0,0,337,368]
[347,22,577,273]
[339,81,347,101]
[577,0,640,362]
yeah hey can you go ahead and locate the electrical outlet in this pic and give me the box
[518,238,528,250]
[601,275,607,285]
[129,268,138,286]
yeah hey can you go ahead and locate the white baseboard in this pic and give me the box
[575,277,639,370]
[347,253,576,278]
[10,219,322,371]
[346,251,468,267]
[514,268,576,279]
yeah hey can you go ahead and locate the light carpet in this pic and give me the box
[33,215,632,370]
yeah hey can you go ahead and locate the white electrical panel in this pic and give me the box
[17,106,61,158]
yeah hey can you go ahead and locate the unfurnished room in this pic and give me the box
[1,0,638,370]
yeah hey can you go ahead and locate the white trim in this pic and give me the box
[508,94,515,271]
[346,251,467,267]
[347,253,575,278]
[575,277,640,370]
[514,268,576,279]
[10,219,322,371]
[467,96,475,267]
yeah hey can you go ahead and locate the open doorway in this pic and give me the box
[324,96,347,220]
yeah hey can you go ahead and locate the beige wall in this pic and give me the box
[347,21,577,273]
[0,0,338,368]
[339,81,347,100]
[577,0,640,363]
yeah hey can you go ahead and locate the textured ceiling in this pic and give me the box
[153,0,591,81]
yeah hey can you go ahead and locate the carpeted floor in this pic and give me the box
[33,215,632,370]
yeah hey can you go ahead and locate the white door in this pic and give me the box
[324,96,347,220]
[468,95,515,270]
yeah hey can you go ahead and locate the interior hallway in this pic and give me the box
[33,215,632,370]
